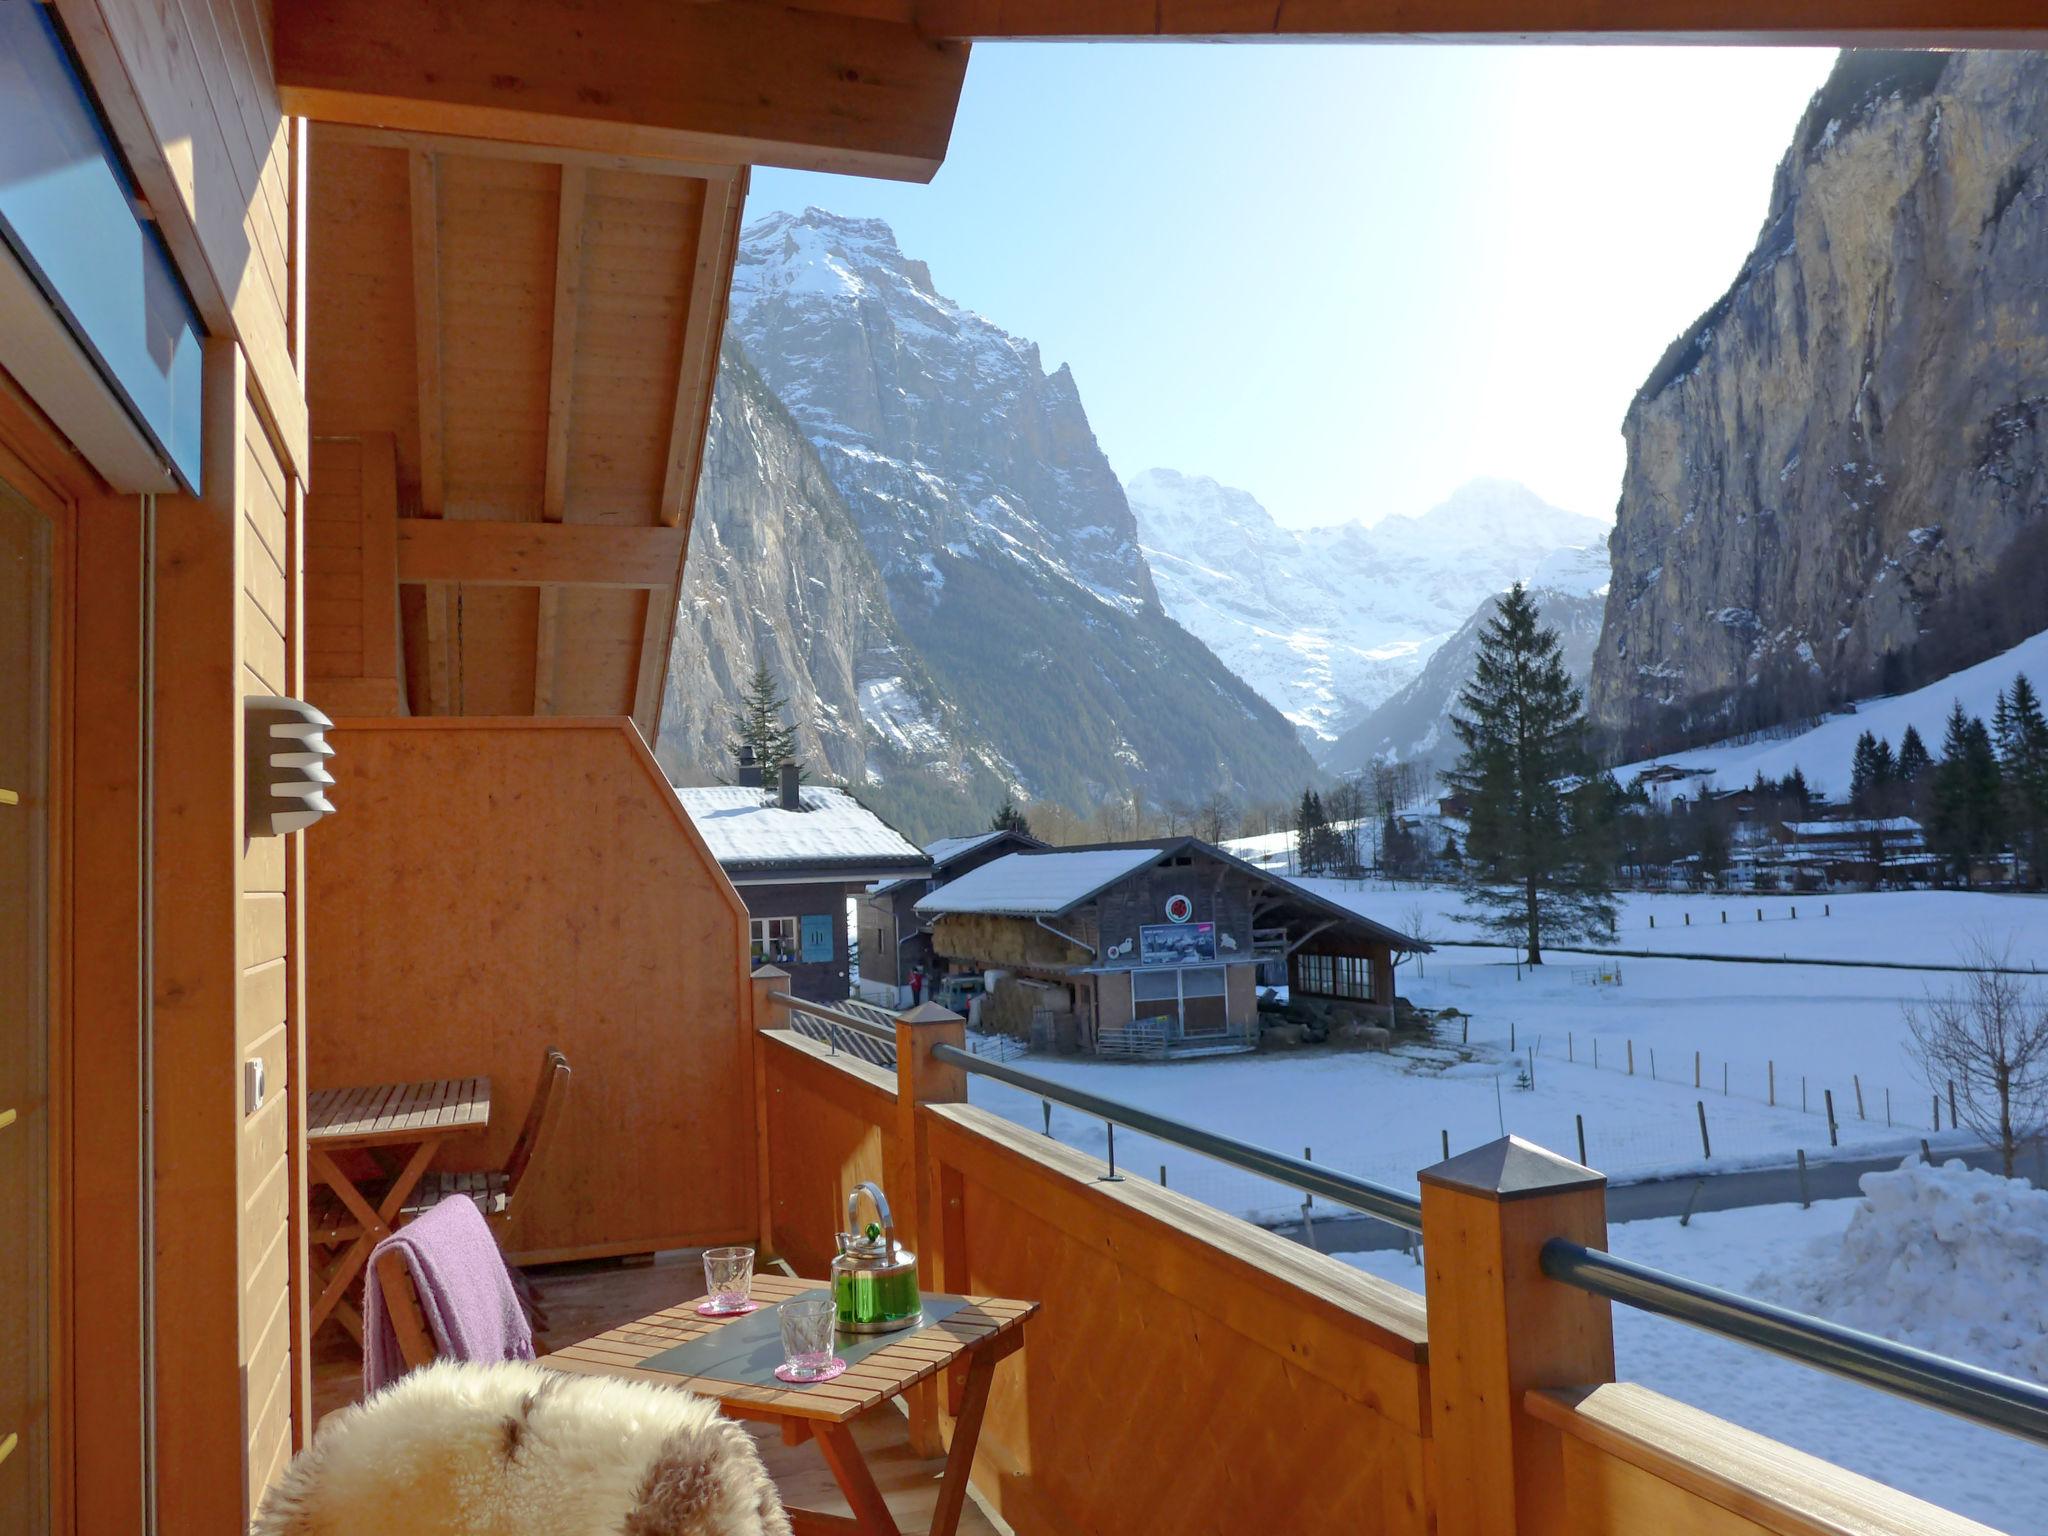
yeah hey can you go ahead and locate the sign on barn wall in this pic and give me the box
[801,914,835,963]
[1139,922,1216,966]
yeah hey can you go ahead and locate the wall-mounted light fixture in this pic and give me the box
[245,696,336,837]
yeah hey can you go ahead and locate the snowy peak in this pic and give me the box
[730,208,1153,613]
[1128,470,1611,748]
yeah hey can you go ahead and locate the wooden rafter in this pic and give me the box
[635,169,746,743]
[659,173,745,533]
[407,151,445,517]
[408,149,453,712]
[542,166,587,524]
[536,164,587,714]
[275,0,970,182]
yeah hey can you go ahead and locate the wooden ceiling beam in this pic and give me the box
[910,0,2048,41]
[275,0,969,182]
[315,124,743,183]
[397,520,687,589]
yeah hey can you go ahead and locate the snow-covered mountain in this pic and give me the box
[1126,470,1610,748]
[688,209,1314,822]
[1322,560,1610,780]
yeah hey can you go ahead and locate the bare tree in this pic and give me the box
[1904,937,2048,1176]
[1400,899,1438,979]
[1196,792,1239,844]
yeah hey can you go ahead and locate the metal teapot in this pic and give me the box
[831,1181,922,1333]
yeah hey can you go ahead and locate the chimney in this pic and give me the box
[778,759,801,812]
[737,743,763,788]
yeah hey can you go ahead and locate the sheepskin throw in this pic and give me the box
[253,1361,791,1536]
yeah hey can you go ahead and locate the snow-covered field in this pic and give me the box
[1345,1161,2048,1534]
[967,887,2045,1218]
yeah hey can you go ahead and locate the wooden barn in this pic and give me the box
[913,838,1429,1058]
[857,827,1046,1003]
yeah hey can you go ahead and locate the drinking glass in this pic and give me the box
[702,1246,755,1313]
[778,1292,839,1379]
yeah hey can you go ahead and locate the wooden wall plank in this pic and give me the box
[150,338,248,1536]
[304,720,755,1258]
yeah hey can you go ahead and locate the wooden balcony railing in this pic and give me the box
[750,970,2015,1536]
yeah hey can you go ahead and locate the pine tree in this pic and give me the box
[1929,702,2005,884]
[990,797,1033,837]
[730,663,801,782]
[1442,584,1616,964]
[1896,724,1933,783]
[1294,788,1329,876]
[1994,674,2048,886]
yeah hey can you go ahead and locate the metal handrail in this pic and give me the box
[928,1041,1423,1231]
[1543,1239,2048,1446]
[769,992,896,1043]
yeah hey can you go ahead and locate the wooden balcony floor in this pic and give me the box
[311,1249,1004,1535]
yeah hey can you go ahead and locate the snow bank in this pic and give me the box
[1757,1158,2048,1383]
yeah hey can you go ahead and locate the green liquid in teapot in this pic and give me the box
[835,1266,921,1327]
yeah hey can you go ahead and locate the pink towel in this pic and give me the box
[362,1194,535,1393]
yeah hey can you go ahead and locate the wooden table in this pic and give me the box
[306,1076,492,1341]
[543,1273,1036,1536]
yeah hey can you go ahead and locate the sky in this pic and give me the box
[749,44,1836,531]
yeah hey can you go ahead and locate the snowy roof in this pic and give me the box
[923,829,1048,867]
[674,785,927,878]
[914,848,1163,917]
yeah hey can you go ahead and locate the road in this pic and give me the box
[1266,1142,2048,1254]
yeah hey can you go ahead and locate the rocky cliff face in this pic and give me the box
[1593,51,2048,757]
[658,340,1006,838]
[717,208,1314,815]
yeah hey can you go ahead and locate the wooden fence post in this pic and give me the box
[1421,1136,1615,1536]
[895,1000,967,1455]
[749,966,790,1256]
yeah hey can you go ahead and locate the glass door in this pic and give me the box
[0,479,51,1531]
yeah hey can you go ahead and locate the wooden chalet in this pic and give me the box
[912,838,1429,1058]
[673,767,928,1003]
[3,3,2037,1535]
[856,827,1046,1003]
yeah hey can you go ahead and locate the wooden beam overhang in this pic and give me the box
[274,0,970,182]
[396,520,687,588]
[910,0,2048,43]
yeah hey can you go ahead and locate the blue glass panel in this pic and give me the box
[0,2,205,490]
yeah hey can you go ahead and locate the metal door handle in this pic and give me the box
[0,788,17,804]
[0,1108,14,1130]
[0,1431,16,1465]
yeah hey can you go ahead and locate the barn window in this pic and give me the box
[1297,953,1375,1003]
[750,916,800,964]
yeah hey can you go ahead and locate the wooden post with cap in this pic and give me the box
[1420,1135,1615,1536]
[749,965,790,1258]
[895,999,966,1454]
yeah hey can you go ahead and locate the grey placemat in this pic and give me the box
[640,1293,972,1387]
